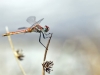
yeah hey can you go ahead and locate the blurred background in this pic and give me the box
[0,0,100,75]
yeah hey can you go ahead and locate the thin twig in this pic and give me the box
[42,33,53,75]
[5,26,26,75]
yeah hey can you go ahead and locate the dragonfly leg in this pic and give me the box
[45,33,52,38]
[39,32,46,48]
[41,31,50,39]
[45,33,52,35]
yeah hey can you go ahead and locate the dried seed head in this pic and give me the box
[42,61,54,74]
[15,49,25,61]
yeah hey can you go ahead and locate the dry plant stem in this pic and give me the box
[42,33,53,75]
[5,26,26,75]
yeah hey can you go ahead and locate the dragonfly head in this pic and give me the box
[44,25,49,32]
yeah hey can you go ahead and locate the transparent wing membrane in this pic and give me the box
[30,18,44,28]
[18,27,28,30]
[26,16,36,25]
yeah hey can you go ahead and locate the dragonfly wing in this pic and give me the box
[30,18,44,28]
[26,16,36,25]
[18,27,28,30]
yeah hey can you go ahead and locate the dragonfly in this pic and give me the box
[3,16,52,48]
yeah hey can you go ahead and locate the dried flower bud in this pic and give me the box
[42,61,54,74]
[15,49,24,61]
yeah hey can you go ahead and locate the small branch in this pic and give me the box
[43,33,53,61]
[5,26,26,75]
[42,33,53,75]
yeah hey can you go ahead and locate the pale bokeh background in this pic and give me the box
[0,0,100,75]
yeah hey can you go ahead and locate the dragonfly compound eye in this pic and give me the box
[44,25,49,32]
